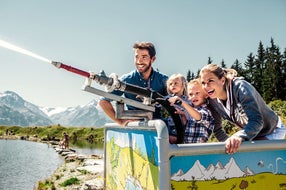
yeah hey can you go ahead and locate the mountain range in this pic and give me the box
[171,157,254,181]
[0,91,111,127]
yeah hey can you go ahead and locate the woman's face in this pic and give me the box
[200,71,226,100]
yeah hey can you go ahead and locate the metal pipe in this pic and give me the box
[51,61,164,99]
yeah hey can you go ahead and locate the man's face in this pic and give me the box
[134,49,155,74]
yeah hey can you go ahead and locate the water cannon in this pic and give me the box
[51,61,185,143]
[51,61,164,100]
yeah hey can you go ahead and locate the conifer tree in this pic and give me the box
[186,70,191,82]
[196,69,200,78]
[253,41,266,95]
[282,48,286,100]
[221,59,226,68]
[262,47,275,102]
[207,57,213,64]
[244,53,255,83]
[231,59,244,77]
[264,38,284,101]
[186,69,196,82]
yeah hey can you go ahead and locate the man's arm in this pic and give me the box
[98,99,133,126]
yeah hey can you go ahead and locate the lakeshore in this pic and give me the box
[36,144,105,190]
[0,134,105,190]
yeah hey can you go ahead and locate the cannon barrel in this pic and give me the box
[51,61,164,99]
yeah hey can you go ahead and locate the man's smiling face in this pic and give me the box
[134,49,154,74]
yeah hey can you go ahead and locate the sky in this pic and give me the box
[1,0,286,108]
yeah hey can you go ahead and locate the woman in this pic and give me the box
[199,63,286,154]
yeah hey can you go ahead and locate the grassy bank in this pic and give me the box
[0,125,104,143]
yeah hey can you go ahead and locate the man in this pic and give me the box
[99,42,168,126]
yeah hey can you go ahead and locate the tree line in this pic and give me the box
[186,38,286,103]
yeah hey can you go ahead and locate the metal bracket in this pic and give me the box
[82,85,154,120]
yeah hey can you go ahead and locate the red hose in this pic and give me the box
[59,63,90,78]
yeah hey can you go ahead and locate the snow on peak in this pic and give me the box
[41,107,70,117]
[171,157,254,181]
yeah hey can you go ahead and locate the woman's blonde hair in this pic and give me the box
[166,73,187,95]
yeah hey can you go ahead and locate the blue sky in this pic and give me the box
[1,0,286,108]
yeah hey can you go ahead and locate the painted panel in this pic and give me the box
[170,150,286,190]
[105,128,159,190]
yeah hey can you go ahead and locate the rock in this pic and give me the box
[82,159,104,166]
[77,164,104,175]
[77,154,88,161]
[35,142,105,190]
[83,178,104,190]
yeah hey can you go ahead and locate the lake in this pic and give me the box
[0,139,104,190]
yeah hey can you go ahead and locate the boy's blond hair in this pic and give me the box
[187,78,208,98]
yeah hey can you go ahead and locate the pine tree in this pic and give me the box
[186,70,196,82]
[207,57,212,64]
[264,38,284,101]
[253,41,266,95]
[244,53,255,83]
[196,69,200,78]
[186,70,191,82]
[263,47,275,102]
[221,59,226,68]
[282,48,286,100]
[231,59,244,77]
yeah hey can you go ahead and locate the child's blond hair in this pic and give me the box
[187,78,208,98]
[166,73,187,95]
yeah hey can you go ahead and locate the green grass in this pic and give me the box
[36,179,55,190]
[60,177,80,187]
[0,125,104,142]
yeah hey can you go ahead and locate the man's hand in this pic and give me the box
[117,119,137,126]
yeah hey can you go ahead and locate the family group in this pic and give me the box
[98,42,286,154]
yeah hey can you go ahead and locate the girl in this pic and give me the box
[165,74,190,143]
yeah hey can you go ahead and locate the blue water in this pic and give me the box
[0,139,64,190]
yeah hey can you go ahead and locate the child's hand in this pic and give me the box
[168,96,181,106]
[174,107,184,115]
[175,108,187,125]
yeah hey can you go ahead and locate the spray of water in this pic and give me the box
[0,39,51,63]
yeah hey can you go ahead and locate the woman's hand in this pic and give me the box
[225,136,243,154]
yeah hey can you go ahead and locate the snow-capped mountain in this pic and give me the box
[41,99,109,127]
[0,91,111,127]
[171,157,254,181]
[0,91,53,126]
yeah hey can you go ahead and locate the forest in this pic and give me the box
[186,38,286,103]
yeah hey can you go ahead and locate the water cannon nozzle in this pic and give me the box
[51,61,62,68]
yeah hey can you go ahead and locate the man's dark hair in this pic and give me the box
[133,42,156,58]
